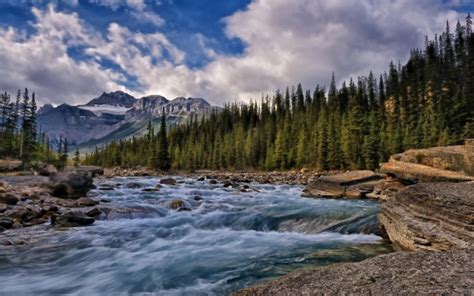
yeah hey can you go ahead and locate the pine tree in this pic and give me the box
[73,148,80,167]
[157,112,171,171]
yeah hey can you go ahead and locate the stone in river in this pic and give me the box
[126,182,143,189]
[0,193,20,205]
[51,211,95,227]
[303,170,383,198]
[169,199,185,209]
[0,217,13,229]
[86,207,102,217]
[160,178,177,185]
[142,188,158,192]
[47,172,94,199]
[76,197,99,207]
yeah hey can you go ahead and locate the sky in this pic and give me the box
[0,0,472,106]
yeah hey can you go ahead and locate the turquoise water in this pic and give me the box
[0,177,391,295]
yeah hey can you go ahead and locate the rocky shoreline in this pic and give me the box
[0,166,107,242]
[237,139,474,294]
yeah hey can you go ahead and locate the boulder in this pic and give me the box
[160,178,177,185]
[235,248,474,295]
[0,217,13,229]
[47,172,94,199]
[75,166,104,177]
[168,199,191,211]
[76,197,99,207]
[6,205,42,223]
[37,164,58,176]
[303,170,383,198]
[51,211,95,227]
[86,207,102,217]
[126,182,143,189]
[379,182,474,251]
[169,199,185,210]
[142,188,158,192]
[0,193,20,205]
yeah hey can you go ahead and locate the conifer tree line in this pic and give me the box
[0,88,68,168]
[86,15,473,171]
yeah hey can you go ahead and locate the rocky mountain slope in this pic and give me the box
[37,91,220,151]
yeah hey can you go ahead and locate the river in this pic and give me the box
[0,176,392,295]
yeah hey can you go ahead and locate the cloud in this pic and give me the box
[0,0,465,106]
[116,0,463,104]
[0,5,125,105]
[130,10,165,27]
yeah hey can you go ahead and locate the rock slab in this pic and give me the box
[234,248,474,296]
[302,170,383,198]
[380,139,474,182]
[379,182,474,251]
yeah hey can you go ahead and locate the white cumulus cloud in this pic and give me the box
[0,0,465,105]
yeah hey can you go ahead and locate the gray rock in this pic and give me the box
[51,211,95,227]
[47,172,94,199]
[303,170,382,198]
[126,182,142,189]
[76,197,99,207]
[37,164,58,176]
[0,217,13,229]
[0,193,20,205]
[86,207,102,217]
[75,166,104,177]
[160,178,177,185]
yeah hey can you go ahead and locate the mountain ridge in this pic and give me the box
[37,91,220,151]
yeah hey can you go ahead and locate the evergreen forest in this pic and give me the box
[84,16,474,171]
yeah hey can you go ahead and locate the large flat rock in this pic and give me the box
[380,160,474,182]
[379,182,474,251]
[380,139,474,182]
[234,248,474,295]
[392,139,474,175]
[302,170,382,198]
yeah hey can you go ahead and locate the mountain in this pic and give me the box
[37,91,219,151]
[85,91,136,108]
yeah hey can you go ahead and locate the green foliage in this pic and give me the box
[0,89,60,168]
[85,17,474,171]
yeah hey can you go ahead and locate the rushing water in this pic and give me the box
[0,177,392,295]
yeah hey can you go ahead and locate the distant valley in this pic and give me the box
[37,91,220,152]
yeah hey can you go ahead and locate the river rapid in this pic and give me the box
[0,176,392,295]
